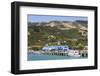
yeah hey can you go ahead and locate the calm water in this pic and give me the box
[27,53,87,61]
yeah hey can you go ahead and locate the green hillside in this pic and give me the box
[28,21,88,51]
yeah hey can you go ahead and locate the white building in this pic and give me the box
[42,45,69,52]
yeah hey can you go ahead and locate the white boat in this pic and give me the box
[68,50,80,57]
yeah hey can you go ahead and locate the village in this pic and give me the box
[28,42,88,58]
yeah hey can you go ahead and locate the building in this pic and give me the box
[42,45,69,52]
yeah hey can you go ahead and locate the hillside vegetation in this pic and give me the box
[28,20,88,51]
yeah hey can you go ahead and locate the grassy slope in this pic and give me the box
[28,24,87,50]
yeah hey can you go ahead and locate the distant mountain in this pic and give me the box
[28,20,88,31]
[74,20,88,27]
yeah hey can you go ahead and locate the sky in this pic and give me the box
[28,15,88,23]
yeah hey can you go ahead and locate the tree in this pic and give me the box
[77,43,84,52]
[48,35,56,42]
[34,26,40,32]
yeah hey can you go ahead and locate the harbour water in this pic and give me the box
[28,53,87,61]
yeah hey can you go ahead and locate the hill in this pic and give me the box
[28,20,88,50]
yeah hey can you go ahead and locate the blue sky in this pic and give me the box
[28,15,88,23]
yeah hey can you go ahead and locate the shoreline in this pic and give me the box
[28,50,88,57]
